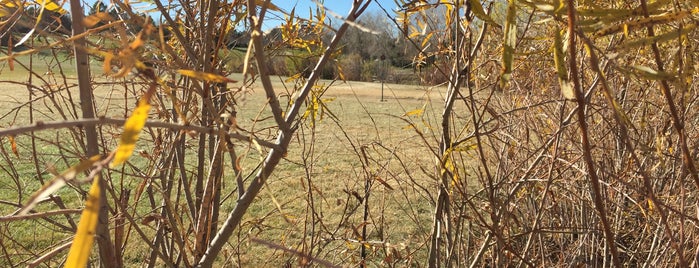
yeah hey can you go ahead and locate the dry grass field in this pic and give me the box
[0,56,460,265]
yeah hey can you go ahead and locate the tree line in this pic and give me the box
[2,1,438,84]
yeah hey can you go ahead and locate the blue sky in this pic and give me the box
[263,0,399,29]
[71,0,400,31]
[274,0,398,16]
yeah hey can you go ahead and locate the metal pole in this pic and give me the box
[380,55,386,102]
[381,80,384,102]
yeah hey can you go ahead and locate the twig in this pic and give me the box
[0,118,281,151]
[251,238,340,268]
[27,241,73,268]
[639,0,699,189]
[195,1,371,267]
[0,209,81,222]
[565,1,621,266]
[247,0,289,132]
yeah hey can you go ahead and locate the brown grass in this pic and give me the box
[0,61,453,266]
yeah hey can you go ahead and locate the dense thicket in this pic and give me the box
[1,0,698,267]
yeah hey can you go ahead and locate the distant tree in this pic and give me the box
[340,11,421,69]
[224,29,250,49]
[89,1,108,14]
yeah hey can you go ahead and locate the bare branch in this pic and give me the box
[0,209,81,222]
[195,2,371,267]
[0,118,281,151]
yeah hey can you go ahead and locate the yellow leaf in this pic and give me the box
[345,240,356,250]
[552,28,567,81]
[255,0,282,12]
[0,0,20,9]
[408,30,422,39]
[251,139,264,162]
[284,73,302,83]
[468,0,500,27]
[421,32,433,48]
[177,69,238,83]
[501,0,517,88]
[453,143,477,152]
[65,175,101,268]
[36,0,65,14]
[14,0,66,47]
[111,100,151,167]
[404,1,431,13]
[335,64,346,81]
[617,25,696,50]
[595,9,694,37]
[403,109,424,117]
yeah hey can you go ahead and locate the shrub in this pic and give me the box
[337,53,363,81]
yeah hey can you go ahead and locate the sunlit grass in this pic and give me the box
[0,52,453,265]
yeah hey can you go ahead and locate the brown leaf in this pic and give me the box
[8,136,18,156]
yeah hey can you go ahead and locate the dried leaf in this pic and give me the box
[595,8,698,36]
[402,0,431,13]
[102,53,114,74]
[65,175,101,268]
[8,135,18,156]
[374,176,394,190]
[630,65,676,80]
[129,31,145,50]
[255,0,282,12]
[560,80,575,100]
[178,69,238,83]
[617,25,695,50]
[552,28,573,99]
[15,28,35,47]
[468,0,499,27]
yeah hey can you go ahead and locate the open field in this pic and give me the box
[0,58,459,265]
